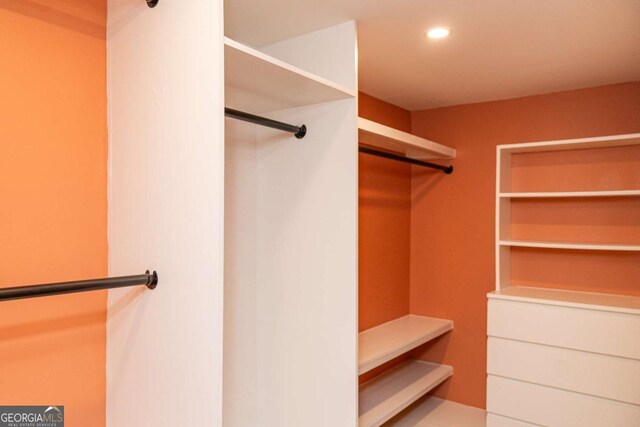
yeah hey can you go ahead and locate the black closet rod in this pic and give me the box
[0,271,158,302]
[225,108,307,139]
[359,146,454,174]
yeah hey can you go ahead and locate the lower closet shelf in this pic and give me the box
[386,397,487,427]
[359,360,453,427]
[359,315,453,374]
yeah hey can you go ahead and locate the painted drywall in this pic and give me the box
[0,1,107,425]
[106,1,224,426]
[409,81,640,408]
[358,92,412,332]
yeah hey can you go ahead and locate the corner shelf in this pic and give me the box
[358,118,456,160]
[359,360,453,427]
[359,315,453,375]
[224,37,356,113]
[500,190,640,198]
[499,240,640,252]
[488,286,640,315]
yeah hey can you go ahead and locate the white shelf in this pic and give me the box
[358,118,456,160]
[359,360,453,427]
[224,37,356,113]
[499,240,640,252]
[386,397,486,427]
[488,286,640,315]
[500,190,640,198]
[498,133,640,154]
[359,315,453,375]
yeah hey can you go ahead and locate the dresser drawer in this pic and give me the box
[488,298,640,360]
[488,337,640,405]
[487,375,640,427]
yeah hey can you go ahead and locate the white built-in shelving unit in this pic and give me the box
[489,134,640,427]
[224,21,475,427]
[356,120,482,426]
[358,117,456,160]
[496,133,640,290]
[224,23,359,427]
[357,315,456,426]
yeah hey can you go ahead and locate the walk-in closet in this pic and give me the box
[1,1,639,426]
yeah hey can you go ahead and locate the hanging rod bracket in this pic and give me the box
[146,0,158,8]
[145,270,159,289]
[295,125,307,139]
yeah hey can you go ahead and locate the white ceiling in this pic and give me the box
[225,0,640,110]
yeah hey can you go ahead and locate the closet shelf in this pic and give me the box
[498,133,640,154]
[358,118,456,160]
[499,240,640,252]
[359,315,453,375]
[224,37,356,113]
[489,286,640,315]
[359,360,453,427]
[500,190,640,198]
[386,396,487,426]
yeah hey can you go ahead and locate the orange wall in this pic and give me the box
[358,92,412,332]
[0,2,107,425]
[409,82,640,408]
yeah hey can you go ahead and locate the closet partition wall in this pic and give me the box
[106,1,225,426]
[223,22,359,427]
[106,3,357,423]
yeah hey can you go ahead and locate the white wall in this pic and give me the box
[106,0,224,425]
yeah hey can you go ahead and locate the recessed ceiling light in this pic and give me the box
[426,27,450,39]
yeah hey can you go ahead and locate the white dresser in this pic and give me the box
[489,135,640,426]
[486,286,640,426]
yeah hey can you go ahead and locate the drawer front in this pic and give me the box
[488,337,640,405]
[487,375,640,427]
[487,414,537,427]
[488,299,640,360]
